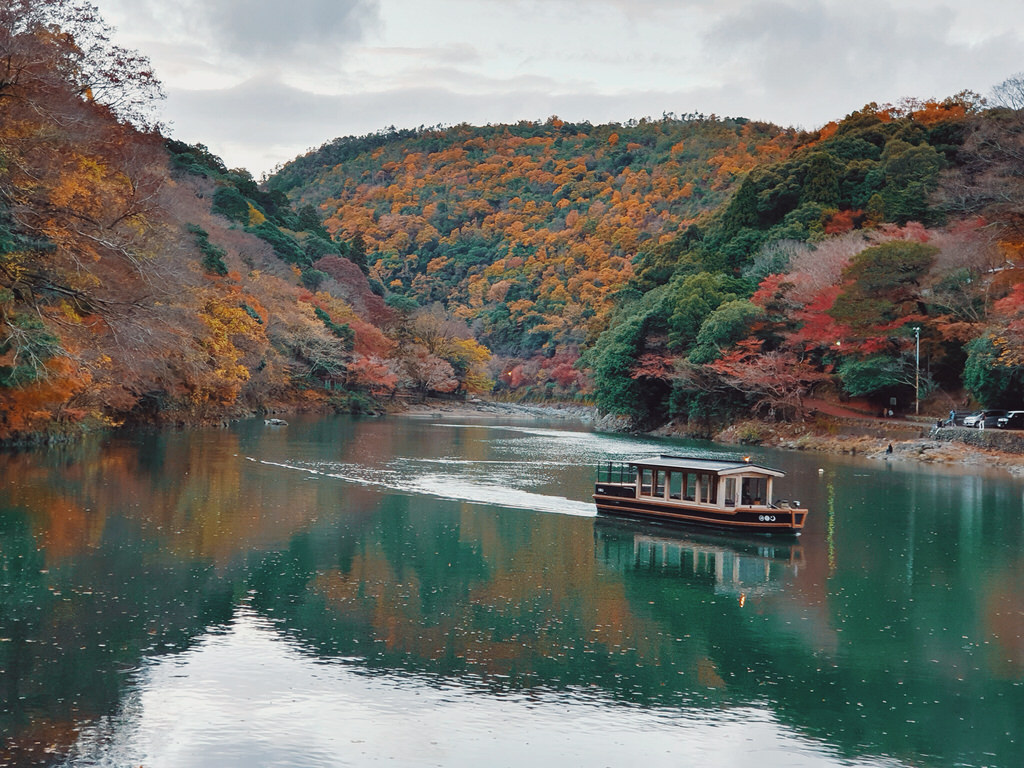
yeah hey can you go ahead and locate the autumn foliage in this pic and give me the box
[0,1,491,441]
[273,116,801,363]
[3,1,1023,441]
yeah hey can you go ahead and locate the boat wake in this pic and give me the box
[246,457,595,518]
[407,473,595,517]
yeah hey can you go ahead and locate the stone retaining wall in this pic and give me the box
[933,426,1024,454]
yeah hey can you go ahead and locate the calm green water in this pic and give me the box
[1,414,1022,767]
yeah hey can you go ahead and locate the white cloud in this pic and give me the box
[702,1,1023,119]
[207,0,382,57]
[102,0,382,76]
[95,0,1024,175]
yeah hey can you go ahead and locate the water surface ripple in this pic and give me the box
[1,414,1021,767]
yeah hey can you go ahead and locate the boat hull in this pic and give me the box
[593,492,806,535]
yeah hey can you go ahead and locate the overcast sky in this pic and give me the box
[96,0,1023,177]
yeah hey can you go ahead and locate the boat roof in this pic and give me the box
[627,454,785,478]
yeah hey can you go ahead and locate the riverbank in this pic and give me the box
[400,398,597,422]
[713,419,1024,476]
[397,398,1024,476]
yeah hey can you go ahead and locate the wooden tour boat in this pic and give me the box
[593,455,808,534]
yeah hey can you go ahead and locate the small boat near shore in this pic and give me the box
[593,455,808,535]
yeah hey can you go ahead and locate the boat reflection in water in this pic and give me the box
[594,518,804,601]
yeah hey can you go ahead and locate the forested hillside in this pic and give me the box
[593,96,1024,428]
[274,89,1024,429]
[1,0,492,443]
[3,0,1023,444]
[271,118,801,380]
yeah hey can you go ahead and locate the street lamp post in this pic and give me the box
[913,326,920,416]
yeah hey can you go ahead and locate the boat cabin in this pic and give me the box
[598,456,786,507]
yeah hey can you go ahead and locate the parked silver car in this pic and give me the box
[960,411,983,427]
[963,409,1008,429]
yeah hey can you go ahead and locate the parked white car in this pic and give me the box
[996,411,1024,429]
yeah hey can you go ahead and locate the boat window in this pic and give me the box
[742,477,767,505]
[699,473,717,504]
[724,477,737,506]
[641,468,654,496]
[655,470,666,498]
[685,473,696,501]
[669,472,682,500]
[598,462,637,485]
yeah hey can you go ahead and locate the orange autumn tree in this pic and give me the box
[1,0,422,438]
[0,0,168,438]
[708,340,831,420]
[273,117,802,370]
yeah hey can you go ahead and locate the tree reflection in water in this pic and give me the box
[1,415,1022,767]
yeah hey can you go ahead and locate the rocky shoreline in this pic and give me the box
[401,398,597,422]
[399,399,1024,476]
[718,421,1024,476]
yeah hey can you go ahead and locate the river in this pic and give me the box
[1,413,1022,767]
